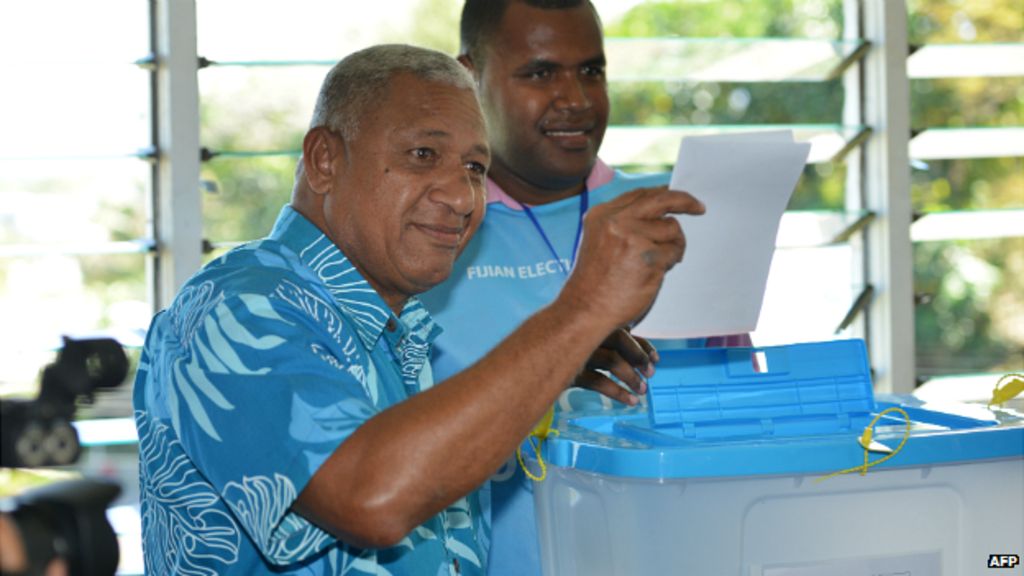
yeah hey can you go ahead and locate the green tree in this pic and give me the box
[905,0,1024,376]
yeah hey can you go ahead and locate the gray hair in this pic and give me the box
[309,44,477,140]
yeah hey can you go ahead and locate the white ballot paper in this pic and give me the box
[632,130,811,339]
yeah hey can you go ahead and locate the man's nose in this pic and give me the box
[430,168,479,216]
[553,73,591,111]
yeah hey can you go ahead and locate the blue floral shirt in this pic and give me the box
[133,205,488,575]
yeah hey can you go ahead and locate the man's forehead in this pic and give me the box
[380,83,489,153]
[490,2,603,60]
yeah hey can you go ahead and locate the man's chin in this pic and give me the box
[536,163,597,191]
[407,263,458,296]
[536,150,599,185]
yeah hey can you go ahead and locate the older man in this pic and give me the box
[133,44,702,575]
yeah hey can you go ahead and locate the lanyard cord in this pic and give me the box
[514,188,590,276]
[512,187,588,482]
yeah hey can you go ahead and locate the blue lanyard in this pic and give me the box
[515,188,589,276]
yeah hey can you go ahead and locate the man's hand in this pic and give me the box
[575,328,659,406]
[562,185,705,330]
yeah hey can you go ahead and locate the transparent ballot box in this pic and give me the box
[532,340,1024,576]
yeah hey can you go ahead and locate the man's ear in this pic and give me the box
[457,54,477,77]
[302,127,343,196]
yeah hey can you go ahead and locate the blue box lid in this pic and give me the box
[537,340,1024,479]
[646,340,874,439]
[540,397,1023,479]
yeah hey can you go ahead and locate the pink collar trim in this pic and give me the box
[485,159,614,210]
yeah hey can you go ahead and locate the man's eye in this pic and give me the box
[526,68,551,80]
[582,65,605,77]
[412,147,437,160]
[465,161,487,176]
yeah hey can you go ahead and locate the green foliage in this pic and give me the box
[911,157,1024,211]
[202,156,297,243]
[902,0,1024,377]
[199,68,309,243]
[912,78,1023,128]
[914,239,1022,376]
[908,0,1024,43]
[611,0,842,39]
[610,81,844,126]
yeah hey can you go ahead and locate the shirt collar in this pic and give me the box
[268,205,441,350]
[485,158,615,209]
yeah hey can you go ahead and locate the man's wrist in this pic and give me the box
[546,289,622,347]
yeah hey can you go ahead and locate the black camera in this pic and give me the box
[1,337,129,576]
[1,337,128,468]
[1,478,122,576]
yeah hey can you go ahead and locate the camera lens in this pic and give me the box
[14,422,48,468]
[45,421,81,466]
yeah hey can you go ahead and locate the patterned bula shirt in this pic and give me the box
[133,205,488,575]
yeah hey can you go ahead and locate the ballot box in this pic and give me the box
[532,340,1024,576]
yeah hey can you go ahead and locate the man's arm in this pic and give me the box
[295,187,704,548]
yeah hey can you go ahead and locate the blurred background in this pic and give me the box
[1,0,1021,573]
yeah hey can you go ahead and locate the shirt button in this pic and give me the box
[453,557,461,574]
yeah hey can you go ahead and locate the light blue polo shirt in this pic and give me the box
[134,205,487,575]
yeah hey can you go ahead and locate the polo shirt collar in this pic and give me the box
[268,205,440,350]
[485,157,615,209]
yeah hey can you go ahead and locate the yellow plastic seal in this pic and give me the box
[816,406,911,483]
[517,405,558,482]
[989,373,1024,409]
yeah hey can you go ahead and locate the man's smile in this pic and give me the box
[411,222,466,248]
[541,123,594,150]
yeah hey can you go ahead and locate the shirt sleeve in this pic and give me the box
[164,288,378,565]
